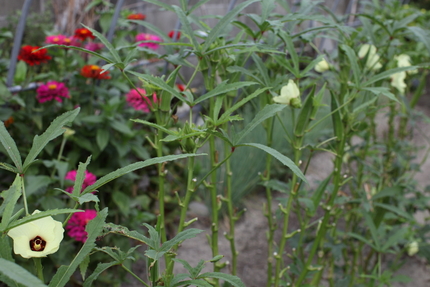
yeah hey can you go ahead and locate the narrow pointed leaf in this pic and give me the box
[193,81,258,105]
[41,44,114,63]
[23,108,80,169]
[198,272,245,287]
[49,208,108,287]
[82,154,206,194]
[340,44,360,86]
[238,143,307,183]
[72,156,92,197]
[83,262,119,287]
[82,24,121,63]
[172,5,200,50]
[0,258,47,287]
[160,228,203,252]
[362,66,418,87]
[6,209,83,231]
[202,0,260,52]
[0,175,22,232]
[234,104,286,145]
[0,122,22,173]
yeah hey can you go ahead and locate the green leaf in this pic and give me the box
[41,44,114,64]
[0,235,13,261]
[172,5,200,50]
[408,26,430,56]
[0,258,47,287]
[233,104,286,145]
[198,272,245,287]
[226,66,264,85]
[139,0,175,12]
[331,93,344,141]
[82,153,205,194]
[311,174,332,216]
[362,66,418,87]
[193,81,258,105]
[381,228,407,251]
[79,255,90,281]
[294,87,315,137]
[373,203,414,221]
[23,108,80,170]
[131,119,178,135]
[347,232,376,250]
[201,0,260,52]
[237,143,307,183]
[250,54,270,86]
[126,70,183,102]
[0,175,22,232]
[14,60,27,85]
[173,279,212,287]
[0,121,22,173]
[0,162,19,174]
[49,208,108,287]
[99,223,151,246]
[362,212,381,251]
[340,44,360,86]
[82,24,121,64]
[217,87,269,125]
[83,262,119,287]
[72,156,92,198]
[96,129,109,152]
[261,0,276,23]
[160,228,203,252]
[362,87,399,104]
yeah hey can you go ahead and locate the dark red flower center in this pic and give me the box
[30,236,46,251]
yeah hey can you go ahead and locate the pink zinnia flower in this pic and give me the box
[65,170,97,193]
[36,81,70,103]
[135,33,162,50]
[66,209,97,243]
[125,88,157,112]
[84,42,104,52]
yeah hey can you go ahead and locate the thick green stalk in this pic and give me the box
[264,117,275,287]
[209,135,220,268]
[224,140,238,275]
[274,139,302,287]
[33,258,44,283]
[295,135,346,286]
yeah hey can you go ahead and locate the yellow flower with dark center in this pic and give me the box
[7,210,64,259]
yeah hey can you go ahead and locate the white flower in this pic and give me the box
[7,210,64,259]
[407,241,419,256]
[390,71,407,94]
[395,54,417,75]
[358,44,382,71]
[315,58,330,73]
[273,80,301,108]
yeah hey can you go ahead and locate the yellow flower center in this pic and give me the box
[53,37,59,42]
[91,65,100,70]
[30,236,46,251]
[48,84,57,90]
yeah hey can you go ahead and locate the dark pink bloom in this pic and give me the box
[36,81,70,103]
[65,170,97,193]
[84,42,104,52]
[135,33,162,50]
[125,88,157,112]
[66,210,97,243]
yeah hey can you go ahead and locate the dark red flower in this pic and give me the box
[176,83,186,92]
[168,30,181,40]
[74,28,95,41]
[127,13,146,20]
[80,65,111,80]
[17,45,51,66]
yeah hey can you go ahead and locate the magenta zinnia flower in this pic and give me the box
[135,33,162,50]
[125,88,157,112]
[36,81,70,103]
[65,170,97,193]
[66,210,97,243]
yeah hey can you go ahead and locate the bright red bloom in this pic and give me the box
[66,209,97,243]
[176,83,186,92]
[127,13,146,20]
[168,30,181,40]
[65,170,97,193]
[80,65,111,79]
[36,81,70,103]
[74,28,95,41]
[17,45,51,66]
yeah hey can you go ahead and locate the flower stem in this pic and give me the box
[33,258,44,283]
[121,264,150,287]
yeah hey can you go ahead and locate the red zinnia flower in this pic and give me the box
[127,13,146,20]
[176,83,186,92]
[74,28,95,41]
[168,30,181,40]
[80,65,111,80]
[17,45,51,66]
[66,209,97,243]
